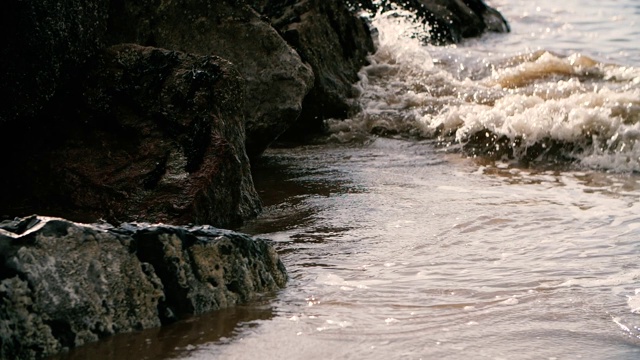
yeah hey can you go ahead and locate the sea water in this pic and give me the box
[57,1,640,359]
[330,0,640,171]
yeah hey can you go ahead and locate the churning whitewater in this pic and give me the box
[330,1,640,171]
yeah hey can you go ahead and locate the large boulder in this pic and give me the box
[0,44,260,228]
[251,0,376,139]
[107,0,315,158]
[0,216,287,359]
[0,0,108,124]
[357,0,509,44]
[0,0,510,225]
[0,217,164,359]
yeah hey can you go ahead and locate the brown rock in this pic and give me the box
[0,44,260,228]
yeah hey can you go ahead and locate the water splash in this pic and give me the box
[331,6,640,171]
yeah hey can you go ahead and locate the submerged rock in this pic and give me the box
[0,216,287,359]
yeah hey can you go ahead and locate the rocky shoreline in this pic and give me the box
[0,216,287,359]
[0,0,508,358]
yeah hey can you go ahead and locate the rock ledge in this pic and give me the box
[0,216,287,359]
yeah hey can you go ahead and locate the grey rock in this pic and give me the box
[0,217,164,359]
[0,216,287,359]
[107,0,315,159]
[128,223,288,320]
[252,0,376,140]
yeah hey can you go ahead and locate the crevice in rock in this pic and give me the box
[143,153,169,190]
[183,115,212,173]
[132,230,195,319]
[45,319,74,349]
[225,280,242,295]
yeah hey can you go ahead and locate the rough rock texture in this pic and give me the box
[107,0,315,158]
[1,44,261,228]
[0,217,163,359]
[131,222,287,318]
[0,0,108,124]
[0,216,287,359]
[357,0,509,44]
[251,0,375,139]
[0,0,510,226]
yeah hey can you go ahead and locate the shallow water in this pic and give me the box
[202,140,640,360]
[58,1,640,359]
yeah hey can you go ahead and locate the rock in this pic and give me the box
[0,0,511,226]
[356,0,509,44]
[251,0,376,139]
[0,216,287,359]
[0,0,108,124]
[0,216,164,359]
[1,44,261,228]
[127,222,288,319]
[107,0,315,159]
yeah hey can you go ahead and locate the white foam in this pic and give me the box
[335,7,640,172]
[316,273,371,290]
[367,6,434,75]
[627,289,640,314]
[316,273,348,286]
[431,84,637,144]
[500,297,519,306]
[559,269,640,288]
[421,53,640,170]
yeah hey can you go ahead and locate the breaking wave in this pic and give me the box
[329,5,640,171]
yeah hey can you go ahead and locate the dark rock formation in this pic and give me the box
[1,44,260,228]
[356,0,509,44]
[107,0,315,158]
[251,0,376,139]
[0,216,287,359]
[0,0,108,124]
[0,0,510,224]
[0,217,164,359]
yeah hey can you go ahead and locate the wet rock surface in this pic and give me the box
[107,0,315,159]
[1,44,260,228]
[0,216,287,359]
[0,0,509,224]
[357,0,509,44]
[252,0,375,140]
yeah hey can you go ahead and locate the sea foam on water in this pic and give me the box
[332,4,640,171]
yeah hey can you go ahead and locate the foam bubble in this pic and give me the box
[500,297,520,306]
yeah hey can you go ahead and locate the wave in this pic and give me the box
[330,6,640,171]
